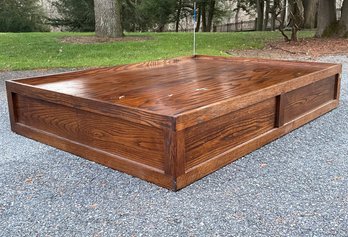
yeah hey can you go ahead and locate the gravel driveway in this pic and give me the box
[1,56,348,236]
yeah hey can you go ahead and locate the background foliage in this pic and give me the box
[0,0,48,32]
[49,0,95,32]
[48,0,227,32]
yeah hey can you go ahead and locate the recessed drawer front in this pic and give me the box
[14,94,166,171]
[184,98,277,170]
[283,76,337,124]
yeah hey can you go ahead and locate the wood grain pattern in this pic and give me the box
[12,56,340,118]
[12,122,174,189]
[6,55,342,191]
[6,82,173,129]
[283,76,336,123]
[176,100,339,190]
[185,98,276,170]
[163,128,186,190]
[15,94,165,171]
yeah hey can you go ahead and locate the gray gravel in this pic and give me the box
[1,56,348,236]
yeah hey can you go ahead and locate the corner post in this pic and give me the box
[163,118,186,191]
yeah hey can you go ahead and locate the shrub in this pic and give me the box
[0,0,49,32]
[49,0,95,32]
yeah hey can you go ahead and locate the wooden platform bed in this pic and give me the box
[6,55,341,191]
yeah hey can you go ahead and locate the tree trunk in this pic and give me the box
[338,0,348,36]
[278,0,290,41]
[303,0,318,29]
[235,4,240,31]
[271,16,276,31]
[289,0,304,41]
[157,25,165,32]
[202,1,207,32]
[94,0,123,38]
[279,0,304,42]
[280,0,287,27]
[270,0,280,31]
[256,0,264,31]
[207,0,216,32]
[175,0,183,32]
[315,0,336,37]
[263,0,270,31]
[195,3,201,32]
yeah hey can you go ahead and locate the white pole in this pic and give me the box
[193,1,197,56]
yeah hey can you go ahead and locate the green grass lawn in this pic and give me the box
[0,31,314,71]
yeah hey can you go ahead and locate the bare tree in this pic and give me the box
[270,0,281,30]
[94,0,123,38]
[290,0,304,41]
[278,0,304,42]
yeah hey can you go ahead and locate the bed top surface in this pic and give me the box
[13,55,340,116]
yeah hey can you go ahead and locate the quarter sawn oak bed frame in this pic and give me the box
[6,56,342,191]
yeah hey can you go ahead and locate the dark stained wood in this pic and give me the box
[12,55,340,118]
[12,122,174,189]
[176,100,339,190]
[15,94,165,170]
[334,73,341,100]
[175,58,341,131]
[7,92,17,131]
[185,98,276,170]
[6,82,173,129]
[163,128,186,189]
[6,55,342,191]
[275,94,285,128]
[283,76,336,123]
